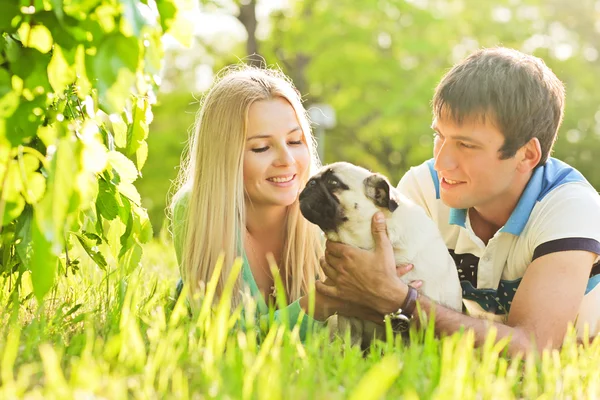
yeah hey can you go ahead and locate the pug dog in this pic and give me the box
[299,162,462,346]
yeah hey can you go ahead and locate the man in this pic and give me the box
[316,47,600,355]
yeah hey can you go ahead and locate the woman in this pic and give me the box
[170,65,334,335]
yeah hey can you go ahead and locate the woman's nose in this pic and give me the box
[274,145,295,166]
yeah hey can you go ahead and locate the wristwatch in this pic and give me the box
[386,285,419,332]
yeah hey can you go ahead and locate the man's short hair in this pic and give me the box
[432,47,565,166]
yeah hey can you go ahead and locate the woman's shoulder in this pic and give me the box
[171,186,192,225]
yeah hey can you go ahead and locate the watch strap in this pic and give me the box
[400,285,418,318]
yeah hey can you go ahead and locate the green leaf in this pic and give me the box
[0,68,11,98]
[14,205,33,265]
[119,240,142,274]
[0,90,20,120]
[111,114,128,148]
[2,197,25,226]
[118,206,133,258]
[73,232,107,271]
[10,48,52,93]
[136,140,148,171]
[87,34,139,113]
[22,172,46,204]
[35,12,78,50]
[96,179,119,220]
[82,231,102,245]
[117,181,141,205]
[125,97,148,158]
[18,24,54,54]
[15,152,46,204]
[29,219,58,301]
[48,45,75,93]
[5,96,46,146]
[35,137,76,253]
[63,0,102,19]
[156,0,178,32]
[94,4,117,33]
[4,35,21,63]
[4,160,22,202]
[36,124,59,147]
[134,205,153,243]
[51,0,65,21]
[74,45,92,97]
[0,0,20,33]
[107,150,138,183]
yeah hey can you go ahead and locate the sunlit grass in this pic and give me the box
[1,233,599,399]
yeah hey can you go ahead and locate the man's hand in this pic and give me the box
[315,212,409,315]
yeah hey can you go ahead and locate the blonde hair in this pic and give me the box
[170,65,323,310]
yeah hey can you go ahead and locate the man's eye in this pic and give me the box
[459,142,475,149]
[251,146,269,153]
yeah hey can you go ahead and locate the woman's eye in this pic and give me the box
[289,140,303,145]
[251,146,269,153]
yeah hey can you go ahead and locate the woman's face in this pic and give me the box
[243,97,310,209]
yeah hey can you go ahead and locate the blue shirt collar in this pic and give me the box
[443,158,587,236]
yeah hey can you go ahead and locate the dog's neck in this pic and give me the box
[326,201,440,261]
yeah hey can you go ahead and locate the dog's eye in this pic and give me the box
[307,180,316,187]
[329,178,340,186]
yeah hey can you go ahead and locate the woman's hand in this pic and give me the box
[299,287,384,323]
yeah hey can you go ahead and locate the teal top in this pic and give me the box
[172,190,318,339]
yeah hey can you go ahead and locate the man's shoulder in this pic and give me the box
[396,159,441,216]
[537,158,595,201]
[397,158,438,197]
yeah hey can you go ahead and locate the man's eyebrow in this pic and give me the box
[430,124,483,145]
[247,126,301,140]
[452,135,483,144]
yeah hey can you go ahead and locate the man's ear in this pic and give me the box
[364,174,399,212]
[517,137,542,173]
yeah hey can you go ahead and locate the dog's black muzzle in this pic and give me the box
[299,179,344,232]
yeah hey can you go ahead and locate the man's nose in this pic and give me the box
[433,141,458,173]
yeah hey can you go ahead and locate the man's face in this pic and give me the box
[432,116,522,212]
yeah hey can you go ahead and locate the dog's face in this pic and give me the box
[299,162,399,234]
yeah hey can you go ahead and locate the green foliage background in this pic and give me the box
[3,1,600,397]
[139,0,600,233]
[0,0,191,300]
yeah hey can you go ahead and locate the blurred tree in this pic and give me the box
[262,0,600,185]
[141,0,600,233]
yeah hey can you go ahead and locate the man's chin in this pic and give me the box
[440,194,471,210]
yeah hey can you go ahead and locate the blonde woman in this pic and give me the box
[170,66,347,336]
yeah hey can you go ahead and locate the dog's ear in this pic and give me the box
[364,174,399,212]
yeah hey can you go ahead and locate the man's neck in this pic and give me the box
[469,171,533,245]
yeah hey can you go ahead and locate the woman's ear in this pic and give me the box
[517,137,542,173]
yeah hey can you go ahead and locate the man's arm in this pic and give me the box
[316,213,596,356]
[413,249,593,354]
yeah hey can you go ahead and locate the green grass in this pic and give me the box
[1,234,600,399]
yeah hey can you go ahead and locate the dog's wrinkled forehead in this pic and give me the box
[310,161,371,190]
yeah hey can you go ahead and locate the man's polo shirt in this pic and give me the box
[397,157,600,318]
